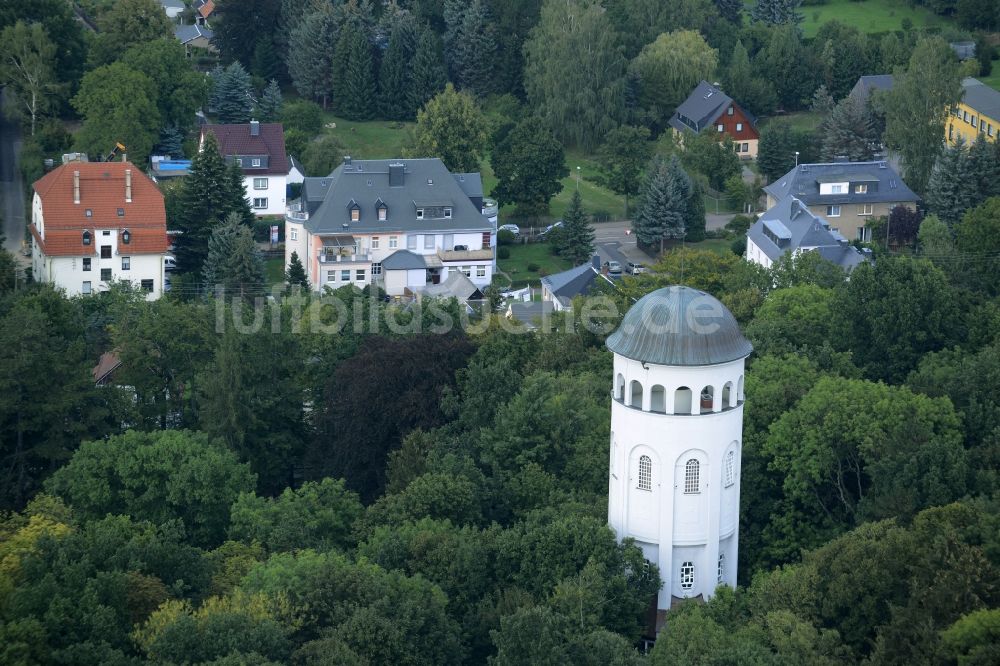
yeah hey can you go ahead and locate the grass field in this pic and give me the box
[791,0,949,38]
[760,111,824,133]
[320,114,414,160]
[980,59,1000,92]
[264,257,284,286]
[497,243,574,288]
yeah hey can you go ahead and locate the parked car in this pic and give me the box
[164,255,177,271]
[626,261,646,275]
[498,224,520,237]
[538,220,564,238]
[604,260,622,276]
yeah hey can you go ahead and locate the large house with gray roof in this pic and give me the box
[746,196,869,271]
[763,160,918,243]
[669,81,759,159]
[284,157,496,295]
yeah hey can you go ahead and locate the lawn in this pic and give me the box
[760,111,824,134]
[319,114,414,160]
[497,242,574,288]
[789,0,950,38]
[264,256,285,286]
[980,59,1000,93]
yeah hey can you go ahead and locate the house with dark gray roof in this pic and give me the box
[668,80,760,159]
[174,24,215,53]
[746,196,869,271]
[763,161,918,243]
[540,256,614,311]
[848,75,894,106]
[284,157,496,295]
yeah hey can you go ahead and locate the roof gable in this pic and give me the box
[763,161,918,205]
[202,123,289,175]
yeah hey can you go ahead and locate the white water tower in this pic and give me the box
[605,286,751,624]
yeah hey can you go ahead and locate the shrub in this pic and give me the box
[731,237,747,256]
[526,262,540,272]
[281,100,324,135]
[498,229,515,245]
[498,246,510,260]
[725,214,755,237]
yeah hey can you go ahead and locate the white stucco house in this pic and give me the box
[606,286,751,633]
[30,160,169,299]
[201,120,289,217]
[285,157,496,296]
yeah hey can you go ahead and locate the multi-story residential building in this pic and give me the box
[669,80,760,159]
[30,160,169,299]
[746,195,869,271]
[763,160,918,243]
[201,120,289,217]
[285,157,496,296]
[947,77,1000,146]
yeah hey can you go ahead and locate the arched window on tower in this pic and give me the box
[616,373,625,401]
[684,459,700,494]
[717,554,725,584]
[650,385,666,413]
[724,450,736,488]
[630,380,643,409]
[722,381,733,408]
[680,561,694,590]
[674,386,692,414]
[637,455,652,490]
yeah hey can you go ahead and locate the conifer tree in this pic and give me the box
[214,62,253,124]
[969,134,1000,202]
[408,26,447,116]
[925,140,977,227]
[203,213,265,298]
[339,31,375,120]
[821,95,877,162]
[560,190,596,265]
[715,0,743,23]
[751,0,803,26]
[155,126,184,158]
[252,36,281,83]
[287,4,339,107]
[378,21,415,120]
[286,251,309,290]
[256,79,283,122]
[452,0,497,97]
[633,155,687,252]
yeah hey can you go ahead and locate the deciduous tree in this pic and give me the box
[628,30,718,132]
[0,21,60,136]
[490,118,567,217]
[598,125,653,218]
[88,0,172,67]
[411,84,490,173]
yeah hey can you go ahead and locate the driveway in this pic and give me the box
[0,88,27,254]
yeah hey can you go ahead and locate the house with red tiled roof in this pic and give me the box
[200,120,290,217]
[195,0,215,26]
[30,159,170,299]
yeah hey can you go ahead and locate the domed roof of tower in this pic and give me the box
[606,286,752,366]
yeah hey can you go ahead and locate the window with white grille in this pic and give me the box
[638,455,652,491]
[684,459,700,494]
[718,554,725,584]
[680,561,694,590]
[724,451,735,488]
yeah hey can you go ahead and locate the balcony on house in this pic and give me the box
[318,235,369,264]
[286,200,308,222]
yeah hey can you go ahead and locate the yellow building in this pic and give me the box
[947,78,1000,146]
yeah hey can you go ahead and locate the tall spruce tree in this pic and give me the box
[925,140,978,227]
[378,20,416,120]
[560,190,596,265]
[715,0,743,23]
[173,133,249,276]
[757,123,795,181]
[751,0,803,25]
[633,155,689,252]
[256,79,283,122]
[287,4,339,107]
[969,134,1000,202]
[408,26,448,116]
[821,94,878,162]
[214,62,253,124]
[203,212,265,298]
[452,0,497,97]
[332,30,375,120]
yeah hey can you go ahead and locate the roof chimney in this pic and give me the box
[125,169,132,203]
[344,155,352,167]
[250,119,260,136]
[73,170,80,204]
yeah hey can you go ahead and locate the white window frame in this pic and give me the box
[82,258,91,272]
[724,451,735,488]
[735,122,743,131]
[121,256,130,271]
[826,205,841,217]
[253,197,268,209]
[742,142,748,152]
[680,561,694,590]
[389,236,398,249]
[371,262,382,276]
[857,226,872,242]
[290,229,298,241]
[461,265,471,277]
[355,268,365,281]
[684,459,700,494]
[476,265,486,278]
[371,236,380,249]
[727,106,734,116]
[416,208,424,220]
[82,281,92,294]
[326,270,335,282]
[859,203,873,216]
[350,208,360,222]
[424,235,435,250]
[378,207,387,221]
[444,207,452,218]
[407,235,417,250]
[831,184,844,194]
[253,177,268,190]
[718,554,725,584]
[252,158,261,167]
[855,184,868,194]
[340,269,350,281]
[637,455,652,491]
[717,124,724,132]
[140,279,154,292]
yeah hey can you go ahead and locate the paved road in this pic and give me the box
[0,88,27,254]
[591,212,735,266]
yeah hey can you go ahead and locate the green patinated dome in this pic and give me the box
[606,286,752,366]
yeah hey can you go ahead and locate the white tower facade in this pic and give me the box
[605,286,751,616]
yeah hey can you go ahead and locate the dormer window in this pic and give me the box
[121,229,131,245]
[348,200,360,222]
[236,158,243,167]
[252,158,261,167]
[727,106,734,115]
[82,230,92,246]
[117,208,124,217]
[855,184,868,194]
[85,209,93,217]
[444,207,452,218]
[416,208,424,220]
